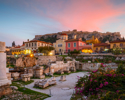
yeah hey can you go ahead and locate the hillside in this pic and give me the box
[34,29,121,43]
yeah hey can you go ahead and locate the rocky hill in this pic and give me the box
[34,29,121,43]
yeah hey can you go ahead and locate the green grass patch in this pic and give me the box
[14,80,34,85]
[10,82,50,99]
[6,64,15,68]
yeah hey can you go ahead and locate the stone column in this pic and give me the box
[0,42,11,86]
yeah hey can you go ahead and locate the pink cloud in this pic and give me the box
[46,0,125,31]
[4,0,125,32]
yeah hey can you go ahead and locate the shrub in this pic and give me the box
[75,64,125,100]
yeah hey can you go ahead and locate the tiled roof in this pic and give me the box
[65,39,85,43]
[94,43,110,47]
[61,33,68,36]
[110,40,125,43]
[81,45,92,49]
[24,40,52,45]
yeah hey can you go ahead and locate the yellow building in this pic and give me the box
[53,33,68,54]
[11,46,22,55]
[110,40,125,49]
[93,43,110,52]
[24,40,52,53]
[11,44,32,55]
[86,36,100,44]
[81,45,93,53]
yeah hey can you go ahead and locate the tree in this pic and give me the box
[112,47,122,55]
[12,41,15,47]
[38,46,55,55]
[69,50,80,58]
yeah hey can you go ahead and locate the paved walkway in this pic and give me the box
[26,72,88,100]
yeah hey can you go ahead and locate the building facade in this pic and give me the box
[53,33,68,54]
[86,36,100,44]
[81,45,93,53]
[65,38,86,53]
[24,40,52,53]
[93,43,110,52]
[110,40,125,49]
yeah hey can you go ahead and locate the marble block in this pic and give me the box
[0,42,5,52]
[0,53,7,80]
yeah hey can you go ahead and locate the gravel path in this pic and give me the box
[25,72,88,100]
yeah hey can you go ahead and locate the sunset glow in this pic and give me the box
[0,0,125,46]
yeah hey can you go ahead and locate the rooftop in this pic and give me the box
[94,43,110,47]
[65,39,85,43]
[110,40,125,43]
[61,33,68,36]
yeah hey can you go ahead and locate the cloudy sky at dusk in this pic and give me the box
[0,0,125,46]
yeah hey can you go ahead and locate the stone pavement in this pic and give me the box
[25,72,88,100]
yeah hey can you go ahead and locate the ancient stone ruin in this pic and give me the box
[0,41,12,97]
[34,77,56,89]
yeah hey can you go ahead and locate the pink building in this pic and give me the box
[65,38,86,53]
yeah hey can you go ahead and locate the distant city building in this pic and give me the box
[81,45,93,53]
[53,33,68,54]
[93,43,110,53]
[86,36,100,44]
[65,38,86,53]
[24,39,52,53]
[10,39,52,55]
[110,40,125,49]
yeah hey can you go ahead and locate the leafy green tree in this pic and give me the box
[38,46,54,55]
[112,47,122,55]
[69,50,80,58]
[39,36,58,43]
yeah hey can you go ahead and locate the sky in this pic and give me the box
[0,0,125,46]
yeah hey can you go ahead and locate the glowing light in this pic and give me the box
[49,52,52,55]
[15,55,18,57]
[30,54,34,57]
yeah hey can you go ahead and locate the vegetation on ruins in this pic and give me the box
[38,46,54,55]
[74,64,125,100]
[69,50,80,59]
[112,47,122,55]
[1,81,50,100]
[39,36,58,43]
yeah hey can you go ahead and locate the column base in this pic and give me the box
[0,79,11,86]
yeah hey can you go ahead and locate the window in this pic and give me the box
[62,37,63,39]
[55,45,56,47]
[74,43,76,47]
[26,43,28,47]
[80,43,82,46]
[96,48,98,50]
[68,49,70,52]
[113,44,116,47]
[35,43,36,46]
[59,49,62,52]
[32,43,33,46]
[58,44,62,47]
[68,43,70,47]
[29,43,30,47]
[120,43,123,47]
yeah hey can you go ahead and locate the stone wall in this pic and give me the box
[16,57,36,67]
[37,56,56,65]
[0,84,12,98]
[44,60,76,74]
